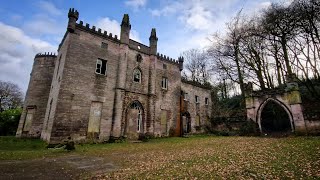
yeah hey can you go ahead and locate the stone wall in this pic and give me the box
[181,82,212,133]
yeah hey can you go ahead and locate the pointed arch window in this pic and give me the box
[133,68,141,83]
[136,54,142,62]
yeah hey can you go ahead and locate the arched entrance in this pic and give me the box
[257,99,294,135]
[181,112,191,134]
[245,80,307,134]
[125,101,144,139]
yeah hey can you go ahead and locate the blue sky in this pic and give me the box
[0,0,292,92]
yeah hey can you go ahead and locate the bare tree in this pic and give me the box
[0,81,23,112]
[181,49,210,83]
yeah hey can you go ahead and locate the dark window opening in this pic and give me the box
[95,59,107,75]
[205,98,209,105]
[195,95,199,103]
[136,54,142,62]
[163,64,167,69]
[101,42,108,49]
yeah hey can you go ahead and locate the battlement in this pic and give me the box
[68,8,79,19]
[156,53,179,65]
[76,21,120,43]
[35,52,57,58]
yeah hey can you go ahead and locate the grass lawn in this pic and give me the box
[0,136,320,179]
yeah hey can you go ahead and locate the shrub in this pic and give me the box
[138,133,154,142]
[239,120,260,136]
[0,108,22,136]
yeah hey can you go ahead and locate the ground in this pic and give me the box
[0,136,319,179]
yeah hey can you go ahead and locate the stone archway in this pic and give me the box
[245,80,307,134]
[256,98,294,134]
[124,101,144,139]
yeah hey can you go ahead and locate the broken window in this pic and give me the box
[101,42,108,49]
[133,68,141,83]
[95,59,107,75]
[161,77,168,90]
[195,95,199,104]
[205,97,209,105]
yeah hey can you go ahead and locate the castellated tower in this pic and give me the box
[16,53,56,138]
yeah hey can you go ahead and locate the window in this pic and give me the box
[195,95,199,103]
[131,102,142,132]
[161,77,168,90]
[205,97,209,105]
[133,68,141,83]
[163,64,167,69]
[95,59,107,75]
[136,54,142,62]
[184,92,188,101]
[101,42,108,49]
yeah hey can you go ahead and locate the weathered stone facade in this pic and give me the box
[16,8,212,143]
[244,75,320,134]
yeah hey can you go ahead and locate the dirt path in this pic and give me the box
[0,155,117,180]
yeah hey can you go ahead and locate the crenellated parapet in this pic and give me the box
[76,21,120,43]
[156,53,179,65]
[35,52,57,58]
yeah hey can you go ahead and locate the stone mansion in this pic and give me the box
[16,8,212,143]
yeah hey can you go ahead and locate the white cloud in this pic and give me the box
[37,1,62,16]
[179,4,214,31]
[150,1,183,17]
[96,17,141,42]
[125,0,147,10]
[23,14,66,36]
[0,22,56,92]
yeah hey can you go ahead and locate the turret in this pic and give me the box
[67,8,79,33]
[120,14,131,45]
[149,28,158,55]
[178,56,184,71]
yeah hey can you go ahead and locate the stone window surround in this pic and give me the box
[161,77,168,90]
[95,58,107,76]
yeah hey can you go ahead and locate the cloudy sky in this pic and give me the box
[0,0,292,93]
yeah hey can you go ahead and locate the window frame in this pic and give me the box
[95,58,107,76]
[205,97,209,105]
[161,77,168,90]
[133,68,142,83]
[195,95,199,104]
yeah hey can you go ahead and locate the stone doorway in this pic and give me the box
[260,100,292,135]
[125,101,144,139]
[181,112,191,134]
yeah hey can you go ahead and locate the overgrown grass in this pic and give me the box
[0,136,65,160]
[0,136,319,179]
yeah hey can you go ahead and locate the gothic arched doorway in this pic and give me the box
[258,99,293,135]
[125,101,144,139]
[181,112,191,135]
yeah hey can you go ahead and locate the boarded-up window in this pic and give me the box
[24,108,35,131]
[161,110,167,134]
[195,115,200,127]
[88,102,102,133]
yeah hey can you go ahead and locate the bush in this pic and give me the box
[138,133,155,142]
[0,108,22,136]
[106,136,126,143]
[239,120,260,136]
